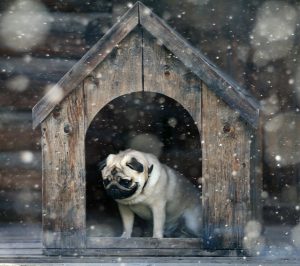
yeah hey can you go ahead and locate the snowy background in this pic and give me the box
[0,0,299,258]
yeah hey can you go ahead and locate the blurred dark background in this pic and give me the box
[0,0,300,238]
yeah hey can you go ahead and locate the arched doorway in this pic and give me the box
[85,91,202,237]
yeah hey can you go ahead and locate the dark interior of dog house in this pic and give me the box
[85,92,201,237]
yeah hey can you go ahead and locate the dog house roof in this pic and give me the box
[32,2,260,129]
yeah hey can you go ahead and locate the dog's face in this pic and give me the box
[99,150,153,200]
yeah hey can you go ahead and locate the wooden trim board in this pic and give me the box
[87,237,202,249]
[44,237,240,256]
[0,238,241,257]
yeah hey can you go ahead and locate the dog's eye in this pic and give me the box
[119,179,132,188]
[126,163,135,170]
[126,158,143,173]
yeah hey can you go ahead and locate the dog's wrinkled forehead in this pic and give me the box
[103,150,147,174]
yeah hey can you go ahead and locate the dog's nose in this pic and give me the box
[111,168,117,176]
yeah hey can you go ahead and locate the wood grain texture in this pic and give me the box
[139,2,259,128]
[0,81,51,110]
[0,128,40,151]
[87,237,202,249]
[0,169,41,190]
[33,2,139,129]
[42,27,142,249]
[142,30,201,128]
[201,83,251,249]
[41,84,86,249]
[0,35,87,59]
[44,247,236,257]
[84,28,142,129]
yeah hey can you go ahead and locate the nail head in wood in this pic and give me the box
[63,123,72,135]
[52,106,61,119]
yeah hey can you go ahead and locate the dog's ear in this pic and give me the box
[126,157,144,173]
[98,158,107,171]
[148,164,153,175]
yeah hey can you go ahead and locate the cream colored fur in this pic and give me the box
[101,149,202,238]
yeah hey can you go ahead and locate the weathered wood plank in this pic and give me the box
[139,2,259,128]
[87,237,202,249]
[0,57,76,83]
[48,12,111,35]
[0,112,40,150]
[142,30,201,129]
[0,0,112,12]
[84,28,143,129]
[0,12,112,59]
[0,254,299,264]
[0,242,42,249]
[42,84,86,249]
[1,255,298,265]
[0,249,42,256]
[201,83,251,249]
[0,152,41,170]
[0,12,110,36]
[0,237,41,243]
[0,111,32,125]
[0,52,243,111]
[0,169,41,190]
[0,190,41,219]
[0,129,40,151]
[0,35,87,59]
[33,2,139,129]
[39,0,112,12]
[44,248,236,257]
[0,80,50,109]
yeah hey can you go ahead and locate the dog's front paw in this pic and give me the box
[121,232,132,238]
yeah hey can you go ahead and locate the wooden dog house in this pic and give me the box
[32,2,261,256]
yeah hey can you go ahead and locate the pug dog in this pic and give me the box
[99,149,202,238]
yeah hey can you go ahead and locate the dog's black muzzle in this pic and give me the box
[103,179,138,200]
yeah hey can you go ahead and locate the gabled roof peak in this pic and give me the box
[33,1,259,129]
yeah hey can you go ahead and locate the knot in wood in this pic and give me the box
[164,65,171,77]
[53,106,61,119]
[223,122,231,133]
[223,122,235,137]
[63,123,72,135]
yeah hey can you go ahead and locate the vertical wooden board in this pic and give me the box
[84,28,143,129]
[42,84,86,249]
[142,30,201,128]
[250,111,263,221]
[201,83,251,249]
